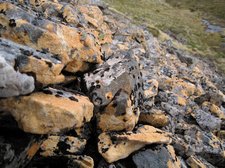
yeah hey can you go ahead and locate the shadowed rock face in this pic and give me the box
[132,145,181,168]
[40,135,86,157]
[0,88,94,134]
[98,125,172,163]
[85,51,144,132]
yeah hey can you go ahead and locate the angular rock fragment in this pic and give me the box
[186,155,216,168]
[85,51,144,132]
[0,38,65,86]
[139,109,169,128]
[40,135,86,157]
[0,56,35,97]
[98,125,172,163]
[68,155,94,168]
[202,101,225,120]
[132,145,181,168]
[0,88,94,134]
[142,79,159,109]
[193,109,221,131]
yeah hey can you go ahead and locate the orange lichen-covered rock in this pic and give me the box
[98,125,172,163]
[0,88,94,134]
[40,136,86,157]
[0,38,65,86]
[0,1,111,73]
[139,109,169,128]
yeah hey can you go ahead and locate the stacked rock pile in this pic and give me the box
[0,0,225,168]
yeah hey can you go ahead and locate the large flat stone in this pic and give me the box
[0,88,94,134]
[98,125,172,163]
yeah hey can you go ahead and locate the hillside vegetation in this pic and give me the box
[104,0,225,73]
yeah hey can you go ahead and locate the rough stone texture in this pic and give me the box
[142,79,159,108]
[40,135,86,157]
[0,38,65,86]
[98,125,172,163]
[68,155,94,168]
[139,109,169,128]
[85,51,144,132]
[0,88,94,134]
[0,0,225,167]
[186,155,216,168]
[0,56,35,97]
[0,0,112,73]
[0,115,42,168]
[132,145,181,168]
[193,109,221,131]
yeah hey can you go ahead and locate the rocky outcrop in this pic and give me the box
[132,145,181,168]
[40,135,86,157]
[0,38,65,86]
[98,125,172,163]
[0,1,112,73]
[0,88,94,134]
[139,108,169,128]
[0,0,225,167]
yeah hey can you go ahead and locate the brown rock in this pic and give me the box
[159,77,196,97]
[67,155,94,168]
[202,102,225,120]
[98,125,172,163]
[40,136,86,157]
[0,38,65,86]
[0,2,105,73]
[186,155,215,168]
[139,109,169,128]
[0,88,94,134]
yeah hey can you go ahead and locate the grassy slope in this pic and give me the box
[103,0,225,72]
[166,0,225,22]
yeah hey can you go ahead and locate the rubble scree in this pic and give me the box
[0,0,225,168]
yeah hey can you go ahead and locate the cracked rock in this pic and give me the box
[98,125,172,163]
[0,88,94,134]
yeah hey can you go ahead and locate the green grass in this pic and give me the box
[103,0,225,73]
[166,0,225,23]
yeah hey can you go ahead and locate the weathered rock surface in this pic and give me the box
[0,0,225,167]
[40,135,86,157]
[132,145,181,168]
[0,88,94,134]
[0,0,112,73]
[0,115,42,168]
[0,56,35,97]
[85,51,144,132]
[139,108,169,128]
[0,38,65,86]
[186,155,216,168]
[98,125,172,163]
[67,155,94,168]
